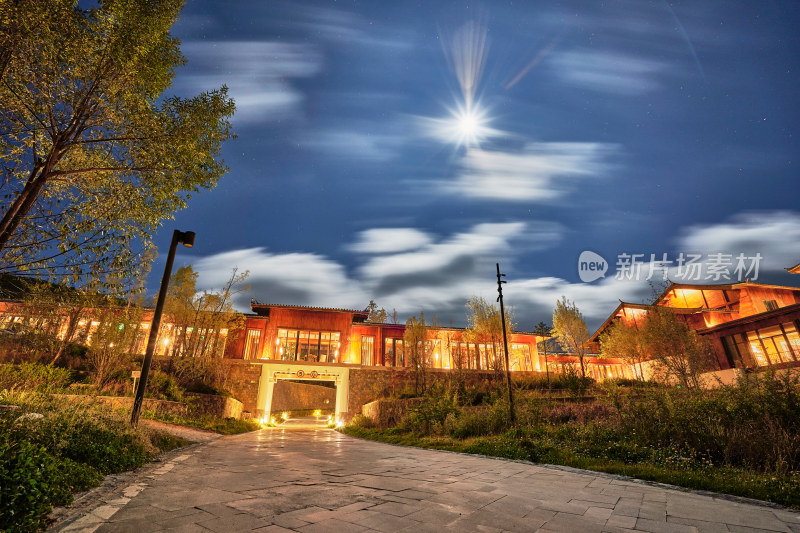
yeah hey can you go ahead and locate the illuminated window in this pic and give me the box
[783,323,800,361]
[512,344,532,371]
[385,338,404,366]
[244,329,261,359]
[361,336,375,366]
[755,324,797,363]
[747,332,770,366]
[277,329,340,362]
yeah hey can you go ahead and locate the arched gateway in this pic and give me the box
[256,362,350,423]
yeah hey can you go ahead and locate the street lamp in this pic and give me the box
[130,229,195,426]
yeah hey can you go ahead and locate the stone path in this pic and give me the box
[52,420,800,533]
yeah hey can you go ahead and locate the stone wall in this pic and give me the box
[271,380,336,412]
[361,398,423,428]
[56,395,188,416]
[57,394,243,419]
[187,393,243,419]
[224,360,262,416]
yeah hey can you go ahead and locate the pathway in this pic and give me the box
[52,420,800,533]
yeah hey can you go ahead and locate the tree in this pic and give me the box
[404,312,432,395]
[162,265,248,390]
[0,0,235,290]
[600,322,647,380]
[366,300,387,323]
[552,296,590,379]
[532,321,552,385]
[84,303,144,389]
[465,296,514,374]
[639,308,716,389]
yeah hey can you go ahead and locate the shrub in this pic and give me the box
[0,362,73,392]
[146,370,183,402]
[347,414,374,430]
[0,390,183,532]
[0,437,77,532]
[404,394,458,434]
[450,401,512,439]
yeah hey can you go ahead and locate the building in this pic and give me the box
[589,279,800,373]
[224,302,546,372]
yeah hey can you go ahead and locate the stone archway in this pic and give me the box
[256,362,350,423]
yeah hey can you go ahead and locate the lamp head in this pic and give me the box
[178,231,196,248]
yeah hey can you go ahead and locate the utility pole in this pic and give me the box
[496,263,515,424]
[130,229,195,426]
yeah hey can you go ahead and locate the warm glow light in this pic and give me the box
[163,339,169,346]
[313,410,321,416]
[281,412,289,420]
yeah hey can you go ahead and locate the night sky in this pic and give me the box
[152,0,800,331]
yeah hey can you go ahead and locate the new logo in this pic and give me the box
[578,251,608,282]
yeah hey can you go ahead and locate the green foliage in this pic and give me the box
[0,437,93,532]
[404,393,458,434]
[146,370,183,402]
[640,308,717,388]
[365,300,387,323]
[0,362,73,392]
[0,390,184,531]
[552,296,590,378]
[0,0,235,288]
[347,414,374,430]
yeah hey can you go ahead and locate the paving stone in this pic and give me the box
[636,517,698,532]
[404,503,464,525]
[606,514,637,529]
[465,508,547,532]
[584,506,614,520]
[296,518,369,532]
[52,426,800,533]
[369,500,424,516]
[668,516,731,532]
[198,513,273,532]
[538,511,608,532]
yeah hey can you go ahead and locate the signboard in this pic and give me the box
[131,370,141,378]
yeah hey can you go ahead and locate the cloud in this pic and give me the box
[189,222,575,326]
[551,49,669,94]
[349,228,433,254]
[307,129,406,162]
[175,41,322,123]
[193,247,367,311]
[676,211,800,273]
[436,143,619,202]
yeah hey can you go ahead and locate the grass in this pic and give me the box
[343,371,800,509]
[140,409,261,435]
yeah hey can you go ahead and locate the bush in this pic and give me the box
[449,401,512,439]
[347,414,374,430]
[146,370,183,402]
[0,437,83,532]
[0,390,183,532]
[404,394,458,434]
[0,362,73,393]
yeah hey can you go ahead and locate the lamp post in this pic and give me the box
[130,229,195,426]
[496,263,515,424]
